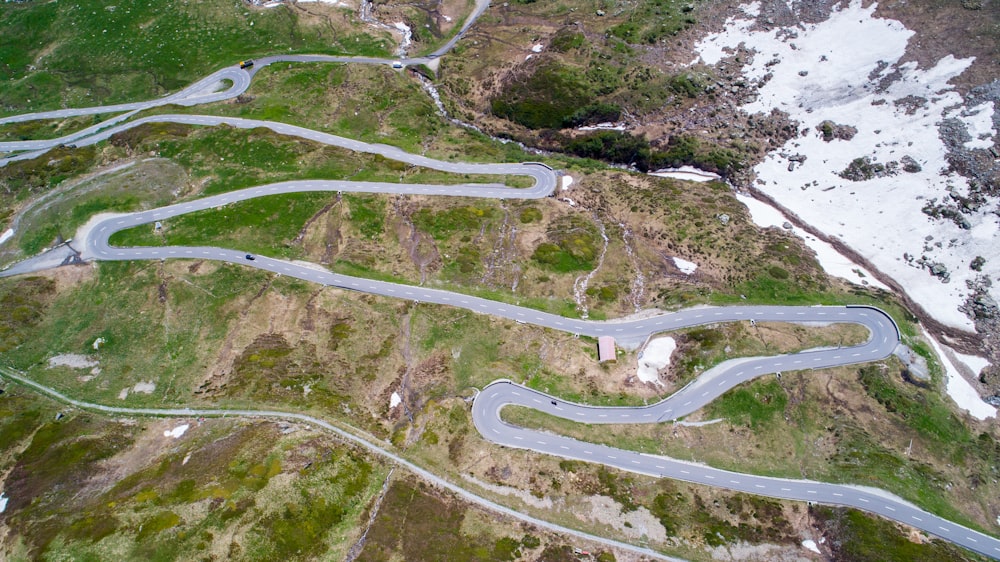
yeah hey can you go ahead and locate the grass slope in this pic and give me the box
[0,0,391,116]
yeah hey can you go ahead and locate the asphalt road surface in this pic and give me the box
[1,14,998,558]
[69,176,1000,559]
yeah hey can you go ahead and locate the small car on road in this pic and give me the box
[239,60,254,69]
[245,254,255,260]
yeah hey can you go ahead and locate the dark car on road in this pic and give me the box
[245,254,255,260]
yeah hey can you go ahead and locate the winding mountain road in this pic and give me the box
[1,18,999,560]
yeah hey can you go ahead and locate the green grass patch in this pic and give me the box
[491,58,596,129]
[357,479,525,561]
[531,214,603,273]
[858,364,969,445]
[605,0,698,45]
[0,276,56,353]
[0,260,268,407]
[811,506,983,561]
[0,113,115,142]
[0,1,392,116]
[413,205,498,240]
[110,124,533,197]
[110,192,335,259]
[0,145,99,209]
[705,379,788,429]
[13,158,185,257]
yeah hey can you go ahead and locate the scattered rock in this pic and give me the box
[893,95,928,115]
[893,345,931,384]
[971,256,986,271]
[838,156,898,181]
[816,120,858,142]
[899,155,922,173]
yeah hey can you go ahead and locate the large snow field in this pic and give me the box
[695,1,998,333]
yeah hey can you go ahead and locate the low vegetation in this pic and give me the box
[359,479,561,561]
[0,385,383,561]
[504,347,1000,535]
[0,1,391,116]
[811,506,983,562]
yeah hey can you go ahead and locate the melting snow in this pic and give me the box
[164,424,190,439]
[672,257,698,275]
[695,1,999,332]
[578,123,626,131]
[0,493,7,513]
[132,381,156,394]
[389,391,401,409]
[952,350,991,377]
[0,228,13,246]
[47,354,99,369]
[954,101,997,149]
[802,540,821,554]
[924,331,996,420]
[561,175,574,190]
[637,337,675,384]
[649,166,720,182]
[736,194,888,289]
[531,44,543,53]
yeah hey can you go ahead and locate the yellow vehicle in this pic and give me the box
[239,60,254,69]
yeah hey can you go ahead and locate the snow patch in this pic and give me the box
[92,337,106,350]
[578,123,626,131]
[132,381,156,394]
[531,44,543,53]
[0,228,13,246]
[736,194,888,290]
[924,331,996,420]
[389,391,401,409]
[953,101,997,149]
[163,424,190,439]
[672,256,698,275]
[48,354,99,370]
[802,539,821,554]
[561,175,574,190]
[649,166,720,182]
[637,337,676,384]
[0,493,7,513]
[952,350,991,377]
[695,1,998,332]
